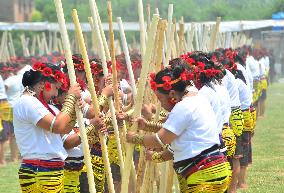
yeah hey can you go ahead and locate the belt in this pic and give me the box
[173,144,220,169]
[22,159,65,168]
[173,145,225,178]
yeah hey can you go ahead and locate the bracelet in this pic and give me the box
[104,116,112,126]
[98,95,108,108]
[132,134,144,145]
[61,94,77,117]
[86,124,100,145]
[155,133,167,148]
[151,152,165,163]
[159,111,168,117]
[145,120,163,132]
[83,104,90,118]
[166,144,174,154]
[49,117,56,133]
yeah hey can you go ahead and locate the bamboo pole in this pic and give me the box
[140,21,166,193]
[107,0,125,174]
[172,20,178,57]
[146,4,151,31]
[166,161,175,193]
[178,20,186,54]
[121,14,160,193]
[31,36,36,56]
[88,1,119,192]
[53,1,96,193]
[42,32,49,54]
[37,35,43,56]
[155,20,167,71]
[138,0,147,56]
[8,33,16,58]
[194,24,200,50]
[188,23,195,52]
[92,1,111,61]
[20,34,29,57]
[8,42,15,59]
[164,4,173,67]
[209,17,221,51]
[53,31,58,51]
[48,31,53,53]
[117,17,137,96]
[0,32,8,61]
[58,38,64,54]
[201,25,209,51]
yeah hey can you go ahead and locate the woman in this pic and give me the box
[234,70,254,190]
[13,62,81,192]
[126,62,231,193]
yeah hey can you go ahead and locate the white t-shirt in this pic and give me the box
[62,130,83,158]
[13,95,68,160]
[4,75,23,107]
[236,79,252,110]
[246,56,260,79]
[215,84,231,125]
[199,85,223,132]
[259,57,266,77]
[0,75,7,100]
[222,69,241,108]
[245,64,254,93]
[163,95,220,162]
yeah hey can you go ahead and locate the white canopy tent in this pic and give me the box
[0,19,283,32]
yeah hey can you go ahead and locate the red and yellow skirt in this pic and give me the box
[18,159,64,193]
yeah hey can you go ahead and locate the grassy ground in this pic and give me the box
[0,83,283,193]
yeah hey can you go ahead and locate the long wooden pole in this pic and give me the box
[8,33,16,58]
[92,1,111,61]
[138,0,146,56]
[209,17,221,51]
[117,17,137,96]
[155,20,167,71]
[53,1,97,193]
[120,14,159,193]
[107,0,125,174]
[0,32,8,61]
[164,4,173,67]
[89,1,119,192]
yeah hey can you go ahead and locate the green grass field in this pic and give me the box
[0,83,283,193]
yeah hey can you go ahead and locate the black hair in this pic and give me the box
[235,70,247,85]
[189,52,220,89]
[155,58,192,94]
[89,57,104,77]
[62,54,83,73]
[234,54,245,67]
[22,63,61,88]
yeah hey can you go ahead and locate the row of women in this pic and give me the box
[5,44,269,193]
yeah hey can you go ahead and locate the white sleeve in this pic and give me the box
[4,77,12,88]
[163,103,191,136]
[23,97,51,126]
